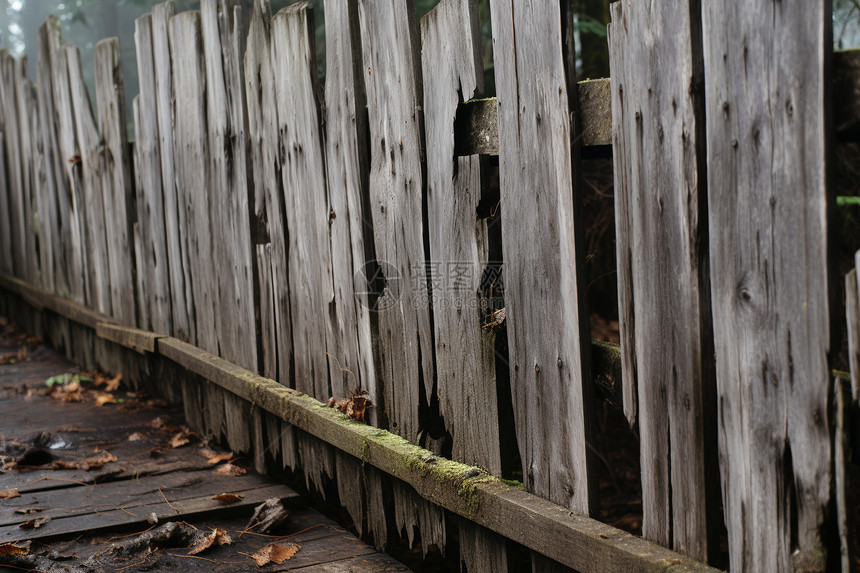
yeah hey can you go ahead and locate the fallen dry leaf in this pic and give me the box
[325,386,373,422]
[0,488,21,499]
[168,431,191,449]
[25,336,42,344]
[128,432,147,441]
[213,493,244,504]
[214,463,246,476]
[95,393,116,406]
[205,452,234,465]
[188,528,232,555]
[83,450,117,470]
[104,372,122,392]
[0,348,26,365]
[250,542,301,566]
[0,540,31,556]
[14,508,47,515]
[18,516,50,529]
[150,415,170,429]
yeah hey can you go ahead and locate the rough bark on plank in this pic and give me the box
[13,58,40,286]
[94,38,137,327]
[421,0,507,568]
[608,0,717,561]
[201,0,257,371]
[358,0,435,442]
[169,10,219,354]
[153,1,193,342]
[489,0,595,514]
[0,132,10,274]
[33,54,58,294]
[848,263,859,402]
[133,14,171,334]
[702,2,833,570]
[67,45,111,316]
[0,52,26,281]
[270,3,333,400]
[323,0,377,409]
[245,0,292,386]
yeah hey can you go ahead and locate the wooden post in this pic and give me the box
[703,1,834,569]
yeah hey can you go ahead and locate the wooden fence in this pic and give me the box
[0,0,855,571]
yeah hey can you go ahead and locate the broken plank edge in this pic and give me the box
[95,321,165,354]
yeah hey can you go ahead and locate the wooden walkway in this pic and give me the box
[0,319,408,572]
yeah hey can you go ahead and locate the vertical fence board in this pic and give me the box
[67,46,110,315]
[34,40,60,295]
[422,1,507,569]
[245,0,292,386]
[170,10,219,354]
[133,14,171,333]
[270,3,333,400]
[702,2,832,570]
[14,59,39,286]
[489,0,595,517]
[323,0,376,406]
[43,19,87,305]
[95,38,137,327]
[849,261,860,402]
[201,0,256,371]
[0,132,9,274]
[1,52,26,281]
[608,0,717,561]
[358,0,435,442]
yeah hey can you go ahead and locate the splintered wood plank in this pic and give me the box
[323,0,377,406]
[270,2,333,400]
[0,51,26,281]
[245,0,292,386]
[200,0,257,371]
[489,0,595,514]
[0,132,10,275]
[170,10,219,354]
[153,1,193,342]
[133,14,171,334]
[608,0,717,561]
[358,0,434,443]
[848,264,859,402]
[421,1,506,569]
[34,37,60,295]
[13,58,39,286]
[94,38,136,327]
[66,45,111,315]
[702,3,833,570]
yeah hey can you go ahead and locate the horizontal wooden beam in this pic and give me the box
[0,274,713,572]
[457,50,860,157]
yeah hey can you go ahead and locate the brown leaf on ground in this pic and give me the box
[104,373,122,392]
[214,463,246,476]
[25,336,42,345]
[188,528,232,555]
[204,452,234,465]
[0,348,26,365]
[18,516,50,529]
[250,542,301,566]
[49,380,83,403]
[0,488,20,499]
[150,415,170,429]
[83,449,117,470]
[52,460,79,469]
[168,430,192,449]
[95,393,116,406]
[0,540,31,556]
[14,508,47,515]
[128,432,148,441]
[213,493,244,504]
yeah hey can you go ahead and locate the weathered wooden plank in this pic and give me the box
[94,37,137,327]
[0,133,10,275]
[31,50,58,294]
[358,0,434,443]
[245,0,292,386]
[170,10,219,354]
[154,335,719,573]
[702,2,833,570]
[489,0,595,515]
[848,264,860,402]
[270,2,333,400]
[0,51,26,281]
[833,375,854,572]
[96,321,164,354]
[608,0,717,561]
[133,14,171,334]
[421,1,506,568]
[13,57,40,286]
[323,0,376,407]
[200,0,256,371]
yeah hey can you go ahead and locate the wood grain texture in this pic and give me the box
[358,0,434,441]
[489,0,595,514]
[170,10,219,354]
[323,0,377,406]
[153,1,193,342]
[848,262,859,402]
[702,2,833,570]
[94,38,137,327]
[201,0,256,371]
[13,58,39,286]
[270,2,333,400]
[133,14,171,333]
[0,52,26,281]
[0,132,9,274]
[245,0,292,386]
[608,0,716,560]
